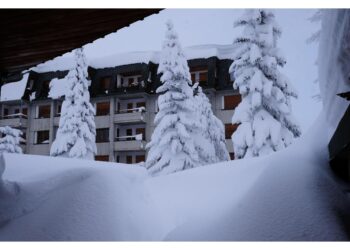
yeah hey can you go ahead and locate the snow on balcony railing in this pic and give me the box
[38,140,49,145]
[116,106,146,114]
[115,133,143,141]
[0,113,28,120]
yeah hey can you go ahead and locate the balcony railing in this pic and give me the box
[115,133,143,141]
[0,113,28,119]
[114,107,146,124]
[116,106,145,114]
[0,113,28,127]
[114,134,146,151]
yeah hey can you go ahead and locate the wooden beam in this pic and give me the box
[0,9,162,77]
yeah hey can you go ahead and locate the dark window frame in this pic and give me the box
[96,102,110,116]
[36,130,50,144]
[37,105,51,119]
[96,128,110,143]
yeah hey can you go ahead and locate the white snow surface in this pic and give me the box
[31,44,236,73]
[48,77,68,99]
[1,10,350,241]
[318,10,350,130]
[0,111,349,241]
[0,73,29,102]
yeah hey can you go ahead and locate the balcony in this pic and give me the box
[53,116,60,126]
[96,142,110,155]
[216,110,233,124]
[95,115,110,128]
[225,139,234,152]
[114,134,146,151]
[32,118,50,130]
[114,107,146,124]
[29,143,50,155]
[0,114,28,127]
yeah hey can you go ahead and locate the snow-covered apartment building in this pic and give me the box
[0,45,241,163]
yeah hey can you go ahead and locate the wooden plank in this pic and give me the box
[0,9,162,77]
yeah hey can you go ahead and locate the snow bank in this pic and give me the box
[0,154,166,240]
[31,44,236,73]
[318,10,350,130]
[1,111,348,240]
[147,112,350,241]
[0,73,29,102]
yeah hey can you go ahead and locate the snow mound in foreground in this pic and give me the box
[0,155,166,240]
[0,112,349,241]
[147,112,350,240]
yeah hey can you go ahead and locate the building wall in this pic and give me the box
[0,57,240,163]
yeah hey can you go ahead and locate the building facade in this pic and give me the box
[0,46,241,164]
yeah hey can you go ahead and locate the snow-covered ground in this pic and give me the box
[0,109,349,240]
[1,10,349,241]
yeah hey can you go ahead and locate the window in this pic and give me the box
[136,128,146,140]
[116,155,120,163]
[95,155,109,162]
[126,155,133,164]
[100,76,112,92]
[20,131,26,145]
[37,105,51,118]
[96,102,110,116]
[42,80,50,97]
[22,108,28,116]
[135,155,145,163]
[117,102,121,113]
[116,128,120,138]
[223,95,241,110]
[190,66,208,85]
[56,104,62,116]
[96,128,109,143]
[136,102,146,111]
[120,73,142,88]
[28,79,34,90]
[36,130,49,144]
[127,103,133,113]
[126,129,132,140]
[229,153,235,160]
[3,108,8,117]
[14,108,20,114]
[225,124,239,139]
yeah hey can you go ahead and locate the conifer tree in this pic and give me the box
[193,83,230,163]
[146,21,201,176]
[50,48,97,160]
[230,9,301,159]
[0,126,23,154]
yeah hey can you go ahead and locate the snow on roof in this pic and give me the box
[48,77,68,99]
[31,44,237,73]
[0,73,29,102]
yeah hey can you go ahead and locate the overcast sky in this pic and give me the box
[82,9,321,132]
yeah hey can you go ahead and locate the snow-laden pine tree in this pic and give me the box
[193,83,230,163]
[50,48,97,160]
[146,20,202,176]
[0,126,23,154]
[230,9,301,159]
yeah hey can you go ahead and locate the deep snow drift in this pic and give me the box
[0,155,166,240]
[1,9,350,241]
[0,111,349,240]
